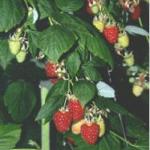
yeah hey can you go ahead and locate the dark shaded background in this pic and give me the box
[113,2,149,124]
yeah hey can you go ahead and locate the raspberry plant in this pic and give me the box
[0,0,149,150]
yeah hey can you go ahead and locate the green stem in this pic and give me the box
[63,97,68,108]
[28,140,40,149]
[41,85,50,150]
[118,114,128,148]
[138,18,149,43]
[48,17,53,26]
[24,0,29,8]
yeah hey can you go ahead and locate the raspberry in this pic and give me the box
[8,39,21,55]
[71,119,85,134]
[104,25,119,44]
[53,108,72,133]
[118,32,129,48]
[45,62,58,78]
[132,84,144,97]
[81,122,99,144]
[123,52,135,67]
[131,5,141,20]
[68,98,84,121]
[16,50,27,63]
[93,19,105,33]
[97,118,106,137]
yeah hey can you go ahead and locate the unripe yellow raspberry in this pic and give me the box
[123,52,134,66]
[71,119,85,135]
[8,39,21,55]
[93,19,105,32]
[16,50,27,63]
[118,32,129,48]
[132,84,144,97]
[97,118,106,137]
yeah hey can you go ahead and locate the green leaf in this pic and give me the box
[96,97,130,116]
[82,64,102,81]
[73,80,96,105]
[109,114,125,135]
[87,34,114,68]
[0,0,25,32]
[28,30,40,57]
[65,51,81,77]
[107,0,122,21]
[126,116,149,149]
[4,80,36,122]
[57,14,90,34]
[0,40,14,69]
[0,124,21,150]
[0,111,5,124]
[56,14,92,49]
[36,80,68,121]
[66,132,121,150]
[126,116,148,138]
[35,95,65,122]
[98,133,121,150]
[46,80,68,99]
[38,25,75,62]
[37,0,59,19]
[55,0,84,12]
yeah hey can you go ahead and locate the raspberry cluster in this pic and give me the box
[53,98,107,145]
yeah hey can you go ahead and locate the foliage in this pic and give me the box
[0,0,148,149]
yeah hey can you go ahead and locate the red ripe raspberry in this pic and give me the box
[53,109,72,133]
[68,98,84,122]
[131,5,141,20]
[103,25,119,44]
[81,122,100,144]
[45,62,58,78]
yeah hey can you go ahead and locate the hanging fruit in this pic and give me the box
[81,121,100,144]
[132,82,144,97]
[45,62,58,78]
[103,23,119,44]
[53,107,72,133]
[97,117,106,138]
[123,52,135,67]
[68,95,84,122]
[45,61,66,79]
[8,37,21,55]
[16,50,27,63]
[117,31,130,48]
[93,14,107,32]
[131,5,141,20]
[71,119,85,135]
